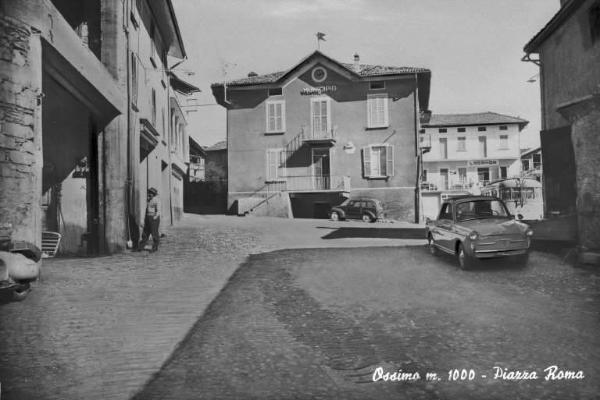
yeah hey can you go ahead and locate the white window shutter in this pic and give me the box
[362,146,371,177]
[279,149,286,177]
[386,145,394,177]
[367,97,374,128]
[280,102,286,132]
[382,97,389,126]
[267,103,274,132]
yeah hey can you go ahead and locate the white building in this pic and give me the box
[420,112,528,192]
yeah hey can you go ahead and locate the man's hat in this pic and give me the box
[148,187,158,196]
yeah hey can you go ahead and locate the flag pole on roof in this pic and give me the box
[316,32,326,50]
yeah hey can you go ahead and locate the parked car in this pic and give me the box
[330,198,383,223]
[1,224,41,302]
[425,196,533,269]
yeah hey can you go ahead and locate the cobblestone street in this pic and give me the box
[135,246,600,400]
[0,215,422,400]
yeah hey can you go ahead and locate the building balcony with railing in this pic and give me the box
[421,178,474,192]
[267,175,350,193]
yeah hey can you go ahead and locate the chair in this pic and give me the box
[41,231,61,258]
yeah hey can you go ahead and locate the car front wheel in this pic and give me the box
[457,243,474,270]
[428,234,439,256]
[12,282,31,302]
[330,211,340,221]
[362,213,374,223]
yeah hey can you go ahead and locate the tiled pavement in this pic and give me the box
[0,214,424,400]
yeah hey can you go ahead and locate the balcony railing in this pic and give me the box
[267,175,350,192]
[419,133,432,150]
[421,180,477,192]
[302,126,336,144]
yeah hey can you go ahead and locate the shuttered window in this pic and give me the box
[310,97,331,138]
[367,94,389,128]
[362,144,394,178]
[266,101,285,133]
[266,148,286,181]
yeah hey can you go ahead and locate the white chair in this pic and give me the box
[41,231,61,258]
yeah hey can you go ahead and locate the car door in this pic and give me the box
[434,202,454,251]
[345,200,360,219]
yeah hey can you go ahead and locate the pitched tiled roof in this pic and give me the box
[205,140,226,151]
[423,112,529,127]
[211,51,430,87]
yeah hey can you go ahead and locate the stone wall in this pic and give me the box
[0,15,43,246]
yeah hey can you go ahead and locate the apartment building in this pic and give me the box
[211,51,431,221]
[420,112,528,192]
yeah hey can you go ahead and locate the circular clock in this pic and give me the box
[311,66,327,83]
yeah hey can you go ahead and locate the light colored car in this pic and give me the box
[425,196,533,269]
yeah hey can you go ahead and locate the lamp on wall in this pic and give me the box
[343,141,355,154]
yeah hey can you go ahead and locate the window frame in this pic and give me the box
[369,81,386,90]
[362,144,394,179]
[498,134,509,149]
[310,96,332,138]
[265,100,286,134]
[439,137,448,159]
[456,136,466,152]
[366,93,389,129]
[265,148,286,182]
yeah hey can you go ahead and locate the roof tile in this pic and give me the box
[424,112,528,127]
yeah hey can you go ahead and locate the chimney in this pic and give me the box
[353,53,360,73]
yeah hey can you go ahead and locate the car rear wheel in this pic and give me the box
[428,234,439,256]
[362,213,374,223]
[457,243,474,270]
[330,211,340,221]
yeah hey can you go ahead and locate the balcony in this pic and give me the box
[302,127,336,146]
[421,180,474,192]
[419,133,432,153]
[267,175,350,192]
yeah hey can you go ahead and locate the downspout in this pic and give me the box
[413,73,421,224]
[125,1,133,247]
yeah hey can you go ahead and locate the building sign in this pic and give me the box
[468,159,498,166]
[300,85,337,96]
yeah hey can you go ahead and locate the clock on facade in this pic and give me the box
[311,66,327,83]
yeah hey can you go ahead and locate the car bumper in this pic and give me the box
[474,248,528,258]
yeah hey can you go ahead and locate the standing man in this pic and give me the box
[139,187,160,252]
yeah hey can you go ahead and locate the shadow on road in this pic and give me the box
[318,226,425,240]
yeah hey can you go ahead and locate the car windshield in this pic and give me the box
[455,200,510,221]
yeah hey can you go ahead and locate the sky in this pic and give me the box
[171,0,560,149]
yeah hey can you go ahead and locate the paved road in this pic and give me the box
[134,246,600,400]
[0,215,423,400]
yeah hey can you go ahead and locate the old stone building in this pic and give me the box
[0,0,191,255]
[523,0,600,259]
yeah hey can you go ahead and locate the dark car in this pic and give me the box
[330,198,384,223]
[425,196,533,269]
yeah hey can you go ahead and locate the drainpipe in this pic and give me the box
[125,2,133,247]
[413,73,421,224]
